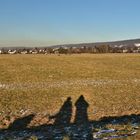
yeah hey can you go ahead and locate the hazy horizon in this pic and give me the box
[1,0,140,47]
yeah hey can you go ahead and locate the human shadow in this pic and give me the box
[45,97,72,139]
[49,97,72,126]
[74,95,89,124]
[69,95,93,140]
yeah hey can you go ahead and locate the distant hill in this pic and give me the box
[1,38,140,49]
[49,38,140,48]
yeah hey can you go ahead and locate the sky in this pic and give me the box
[0,0,140,47]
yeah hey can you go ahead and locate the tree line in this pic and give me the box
[0,44,140,54]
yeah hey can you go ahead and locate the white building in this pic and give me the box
[134,43,140,47]
[8,50,17,54]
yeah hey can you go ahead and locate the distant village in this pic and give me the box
[0,43,140,54]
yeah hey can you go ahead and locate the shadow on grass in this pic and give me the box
[8,114,35,130]
[49,97,72,126]
[0,95,140,139]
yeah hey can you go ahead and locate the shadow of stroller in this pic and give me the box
[8,114,35,130]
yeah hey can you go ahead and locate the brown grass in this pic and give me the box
[0,54,140,119]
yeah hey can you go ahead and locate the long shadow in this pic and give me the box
[70,95,93,140]
[46,97,72,139]
[49,97,72,126]
[0,95,140,140]
[74,95,89,124]
[92,113,140,128]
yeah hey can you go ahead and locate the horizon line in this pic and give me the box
[0,37,140,48]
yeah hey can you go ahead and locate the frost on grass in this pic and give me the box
[0,79,140,90]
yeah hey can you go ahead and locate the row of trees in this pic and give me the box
[52,45,111,54]
[54,45,140,54]
[1,45,140,54]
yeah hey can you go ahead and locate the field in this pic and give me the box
[0,53,140,139]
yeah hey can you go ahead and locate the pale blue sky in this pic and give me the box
[0,0,140,47]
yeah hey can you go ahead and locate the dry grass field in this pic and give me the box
[0,54,140,116]
[0,53,140,139]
